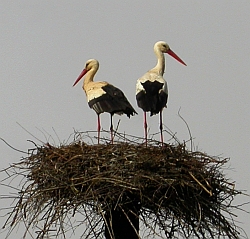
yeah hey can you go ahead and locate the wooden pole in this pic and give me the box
[104,195,140,239]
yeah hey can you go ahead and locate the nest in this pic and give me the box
[1,132,244,239]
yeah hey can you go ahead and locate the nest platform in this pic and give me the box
[2,132,244,239]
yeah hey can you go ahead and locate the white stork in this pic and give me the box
[136,41,186,146]
[73,59,137,144]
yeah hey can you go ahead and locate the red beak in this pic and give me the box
[167,49,187,66]
[73,68,88,87]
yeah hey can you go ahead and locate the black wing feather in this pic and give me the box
[88,84,137,117]
[136,81,168,116]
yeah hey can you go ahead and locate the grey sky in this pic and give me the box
[1,1,249,238]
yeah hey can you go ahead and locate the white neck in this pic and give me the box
[152,46,165,75]
[83,66,98,86]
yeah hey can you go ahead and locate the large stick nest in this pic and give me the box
[1,132,244,238]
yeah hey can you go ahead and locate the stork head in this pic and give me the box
[73,59,99,86]
[85,59,99,71]
[154,41,186,66]
[154,41,170,53]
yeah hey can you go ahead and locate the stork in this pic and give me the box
[73,59,137,144]
[136,41,186,146]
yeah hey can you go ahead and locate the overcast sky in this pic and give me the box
[1,1,249,238]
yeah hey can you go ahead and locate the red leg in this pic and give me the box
[97,114,101,144]
[110,114,114,144]
[144,112,147,147]
[159,110,164,147]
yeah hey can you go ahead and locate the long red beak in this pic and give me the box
[167,49,187,66]
[73,68,88,87]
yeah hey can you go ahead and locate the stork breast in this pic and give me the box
[83,82,108,102]
[85,87,106,102]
